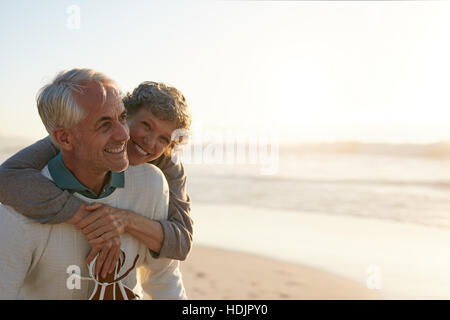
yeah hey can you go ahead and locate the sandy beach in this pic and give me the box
[180,245,380,300]
[186,203,450,299]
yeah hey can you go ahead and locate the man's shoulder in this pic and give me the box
[126,163,164,175]
[124,164,167,189]
[0,203,43,231]
[120,164,169,219]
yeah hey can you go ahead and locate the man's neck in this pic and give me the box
[62,155,109,196]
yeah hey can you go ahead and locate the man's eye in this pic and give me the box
[120,114,127,122]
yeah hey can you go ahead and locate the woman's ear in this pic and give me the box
[53,128,74,151]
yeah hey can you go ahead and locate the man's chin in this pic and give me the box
[128,154,155,166]
[109,160,129,172]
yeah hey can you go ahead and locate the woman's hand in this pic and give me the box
[77,203,130,244]
[73,202,165,275]
[69,203,130,278]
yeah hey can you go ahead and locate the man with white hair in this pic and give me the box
[0,68,186,299]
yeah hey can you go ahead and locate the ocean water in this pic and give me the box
[184,150,450,229]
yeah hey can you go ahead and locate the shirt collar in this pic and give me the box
[47,152,124,199]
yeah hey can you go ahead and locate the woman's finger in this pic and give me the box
[89,229,119,244]
[77,209,109,230]
[85,202,103,211]
[83,218,113,238]
[85,224,112,241]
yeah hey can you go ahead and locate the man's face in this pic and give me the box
[127,108,178,165]
[70,81,130,173]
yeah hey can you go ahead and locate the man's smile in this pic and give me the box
[104,144,126,154]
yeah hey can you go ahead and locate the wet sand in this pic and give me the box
[181,245,380,300]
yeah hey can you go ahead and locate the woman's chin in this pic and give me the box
[127,148,162,165]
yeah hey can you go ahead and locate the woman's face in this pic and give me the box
[126,108,178,165]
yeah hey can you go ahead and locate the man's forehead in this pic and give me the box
[73,80,123,114]
[73,80,105,110]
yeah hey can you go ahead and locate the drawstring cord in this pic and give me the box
[71,253,141,300]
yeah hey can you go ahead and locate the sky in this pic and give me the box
[0,0,449,144]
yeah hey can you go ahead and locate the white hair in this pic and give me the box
[36,68,121,143]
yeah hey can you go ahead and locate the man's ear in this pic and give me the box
[53,128,74,151]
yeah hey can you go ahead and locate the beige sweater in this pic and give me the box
[0,164,186,300]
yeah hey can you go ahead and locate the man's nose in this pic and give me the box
[114,121,130,142]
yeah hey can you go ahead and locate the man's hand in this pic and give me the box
[68,203,128,277]
[77,203,130,277]
[85,236,121,278]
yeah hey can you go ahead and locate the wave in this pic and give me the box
[192,171,450,190]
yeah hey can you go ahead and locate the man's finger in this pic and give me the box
[95,245,111,277]
[86,246,101,265]
[109,249,121,274]
[103,246,120,278]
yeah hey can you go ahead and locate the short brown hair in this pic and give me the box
[123,81,191,156]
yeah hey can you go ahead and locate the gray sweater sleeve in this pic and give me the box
[150,154,193,261]
[0,136,82,224]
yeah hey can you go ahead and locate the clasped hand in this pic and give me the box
[68,203,129,279]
